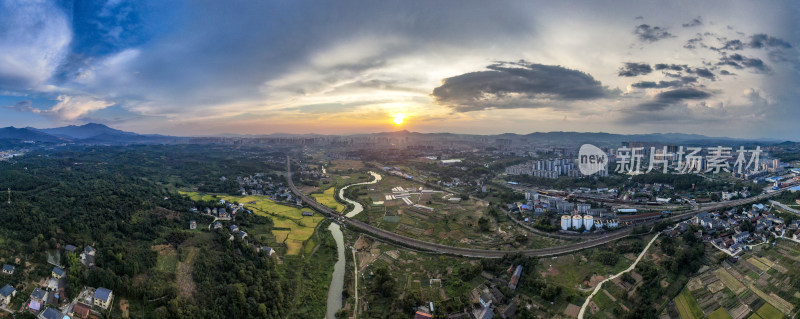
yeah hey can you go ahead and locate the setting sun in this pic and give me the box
[393,113,405,125]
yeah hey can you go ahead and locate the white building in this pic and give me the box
[583,215,594,230]
[561,215,572,230]
[572,215,583,229]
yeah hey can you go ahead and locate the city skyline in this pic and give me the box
[0,1,798,139]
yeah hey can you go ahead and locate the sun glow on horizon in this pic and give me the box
[393,113,406,125]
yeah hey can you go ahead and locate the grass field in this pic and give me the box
[716,268,746,294]
[179,191,324,255]
[181,192,218,202]
[311,187,344,212]
[155,249,178,273]
[747,283,793,316]
[753,256,774,268]
[747,257,770,272]
[755,303,785,319]
[708,308,733,319]
[675,289,704,319]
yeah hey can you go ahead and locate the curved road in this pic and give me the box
[288,157,785,258]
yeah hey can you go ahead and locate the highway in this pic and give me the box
[287,157,786,258]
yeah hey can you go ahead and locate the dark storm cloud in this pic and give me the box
[431,61,613,112]
[631,81,683,89]
[749,34,792,49]
[682,17,703,28]
[618,62,652,77]
[631,76,696,89]
[717,54,770,73]
[654,64,687,71]
[686,67,715,80]
[634,24,674,42]
[637,88,712,111]
[684,36,706,49]
[720,39,745,50]
[719,70,734,76]
[715,34,791,51]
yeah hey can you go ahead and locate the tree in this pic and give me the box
[478,217,491,232]
[740,220,755,233]
[65,253,84,299]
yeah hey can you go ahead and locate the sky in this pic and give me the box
[0,0,799,139]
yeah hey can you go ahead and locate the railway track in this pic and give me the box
[287,157,785,258]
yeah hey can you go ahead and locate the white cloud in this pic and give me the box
[23,95,115,121]
[0,0,72,89]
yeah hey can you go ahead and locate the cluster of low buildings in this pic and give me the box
[674,203,800,255]
[64,245,96,268]
[235,173,274,196]
[234,172,305,205]
[212,221,277,259]
[195,200,246,220]
[384,185,439,212]
[415,266,524,319]
[1,259,112,318]
[511,193,625,232]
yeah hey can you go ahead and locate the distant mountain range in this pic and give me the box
[0,123,179,146]
[36,123,139,140]
[0,123,792,147]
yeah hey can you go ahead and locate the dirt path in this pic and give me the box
[578,233,660,319]
[176,248,198,300]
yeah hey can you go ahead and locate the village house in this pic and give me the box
[0,284,15,305]
[733,231,750,243]
[213,221,222,229]
[189,220,197,230]
[229,225,239,233]
[38,307,64,319]
[83,246,96,256]
[69,302,91,319]
[258,246,275,256]
[498,301,518,319]
[29,288,48,312]
[64,244,77,254]
[51,267,65,279]
[2,264,14,275]
[93,287,113,309]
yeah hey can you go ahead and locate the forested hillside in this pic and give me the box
[0,145,332,318]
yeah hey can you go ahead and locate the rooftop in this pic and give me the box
[0,284,14,297]
[94,287,112,301]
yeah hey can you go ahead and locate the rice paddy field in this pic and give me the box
[179,191,324,255]
[311,187,344,212]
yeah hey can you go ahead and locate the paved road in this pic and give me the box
[351,248,358,319]
[770,200,800,215]
[287,157,785,258]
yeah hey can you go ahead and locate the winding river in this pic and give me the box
[325,171,382,319]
